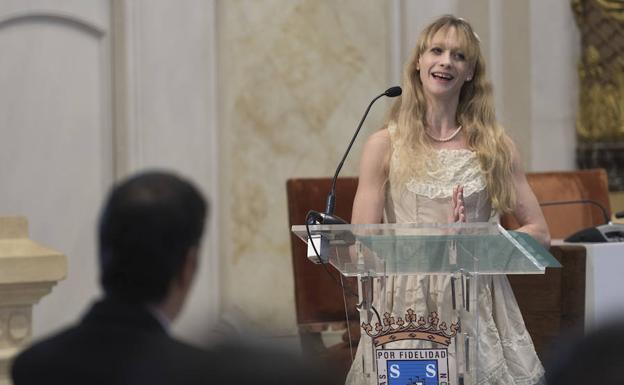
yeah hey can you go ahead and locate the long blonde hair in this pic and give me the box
[388,15,515,213]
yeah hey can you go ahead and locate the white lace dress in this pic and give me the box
[345,132,544,385]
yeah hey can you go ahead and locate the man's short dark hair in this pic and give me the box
[98,171,207,303]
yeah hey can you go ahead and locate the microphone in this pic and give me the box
[305,86,401,263]
[539,200,624,242]
[311,86,402,225]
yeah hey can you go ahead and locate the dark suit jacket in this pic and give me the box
[11,298,214,385]
[12,298,339,385]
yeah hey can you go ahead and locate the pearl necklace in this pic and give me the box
[425,125,463,142]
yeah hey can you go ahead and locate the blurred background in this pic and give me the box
[0,0,619,350]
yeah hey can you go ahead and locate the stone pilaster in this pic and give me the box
[0,217,67,385]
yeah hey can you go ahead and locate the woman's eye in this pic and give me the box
[454,52,466,61]
[431,47,442,54]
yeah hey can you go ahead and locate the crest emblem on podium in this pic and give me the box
[362,310,458,385]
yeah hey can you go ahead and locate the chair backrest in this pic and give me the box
[501,169,611,238]
[286,178,359,331]
[503,169,610,361]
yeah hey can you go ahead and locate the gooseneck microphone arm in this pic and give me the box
[324,93,384,215]
[303,86,402,336]
[324,86,402,220]
[540,199,611,224]
[539,199,624,243]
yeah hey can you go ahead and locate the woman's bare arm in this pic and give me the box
[509,141,551,248]
[351,129,391,224]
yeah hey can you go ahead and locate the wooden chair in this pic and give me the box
[502,168,611,362]
[287,169,609,371]
[286,178,359,382]
[501,169,610,239]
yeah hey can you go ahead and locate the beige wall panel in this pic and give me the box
[529,0,578,171]
[0,3,113,337]
[217,0,390,335]
[115,0,220,344]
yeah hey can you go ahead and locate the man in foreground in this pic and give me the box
[12,171,212,384]
[13,171,341,385]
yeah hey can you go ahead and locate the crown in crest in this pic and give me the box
[361,309,460,347]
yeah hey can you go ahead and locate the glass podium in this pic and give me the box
[292,222,560,385]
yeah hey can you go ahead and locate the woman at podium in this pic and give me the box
[347,15,550,385]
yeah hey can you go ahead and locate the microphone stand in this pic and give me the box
[311,86,402,225]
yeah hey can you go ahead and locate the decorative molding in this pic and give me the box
[0,10,106,35]
[0,283,58,306]
[0,217,66,383]
[573,0,624,189]
[8,311,29,342]
[206,0,221,328]
[0,4,117,196]
[111,0,142,177]
[362,310,460,347]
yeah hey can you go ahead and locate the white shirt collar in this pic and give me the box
[146,305,171,333]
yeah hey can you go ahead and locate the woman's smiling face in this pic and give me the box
[417,27,474,100]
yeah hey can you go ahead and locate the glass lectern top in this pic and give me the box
[291,222,561,277]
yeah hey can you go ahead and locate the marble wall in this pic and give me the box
[217,0,390,335]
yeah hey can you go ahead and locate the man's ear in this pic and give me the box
[179,247,198,289]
